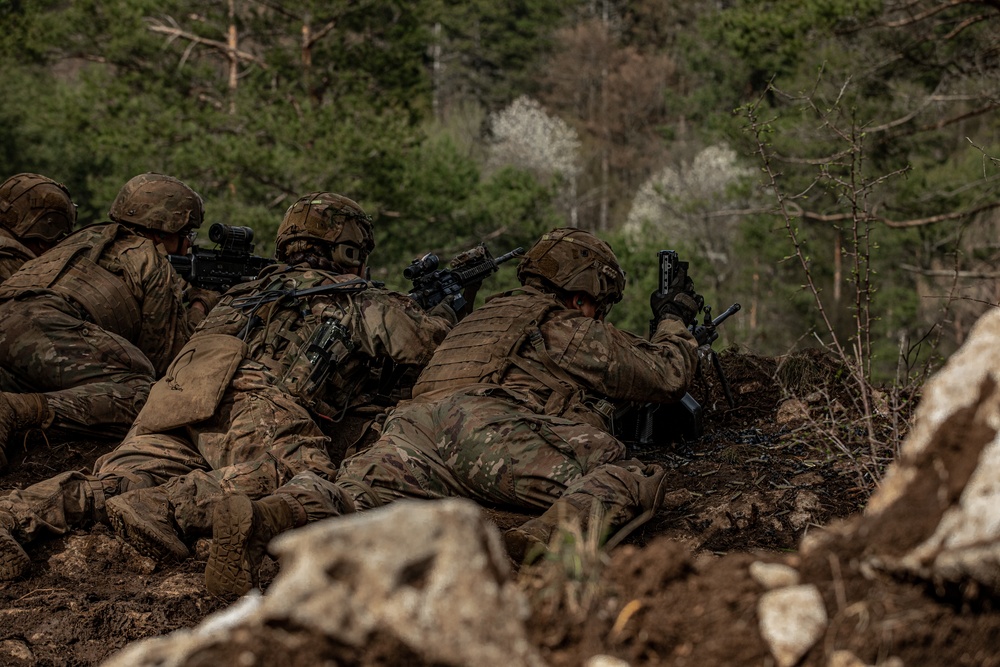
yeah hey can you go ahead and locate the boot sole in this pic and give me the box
[0,530,30,580]
[107,497,190,562]
[503,526,547,565]
[205,494,255,597]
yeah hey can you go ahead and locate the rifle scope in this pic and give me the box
[209,223,255,249]
[403,253,440,280]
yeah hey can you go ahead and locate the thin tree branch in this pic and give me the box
[146,22,269,69]
[900,264,1000,278]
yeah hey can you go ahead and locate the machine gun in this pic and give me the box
[405,243,524,312]
[648,249,691,337]
[615,249,742,453]
[169,223,276,293]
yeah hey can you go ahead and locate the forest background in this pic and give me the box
[2,0,998,384]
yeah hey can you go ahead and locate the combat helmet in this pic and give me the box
[517,227,626,314]
[108,173,204,234]
[275,192,375,269]
[0,173,76,243]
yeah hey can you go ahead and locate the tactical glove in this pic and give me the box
[651,275,703,326]
[186,286,222,312]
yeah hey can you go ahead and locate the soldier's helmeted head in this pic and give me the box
[0,173,77,248]
[108,173,204,235]
[275,192,375,273]
[517,227,626,317]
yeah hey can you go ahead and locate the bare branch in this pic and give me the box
[879,201,1000,227]
[900,264,1000,278]
[706,198,1000,229]
[145,20,269,69]
[881,0,987,28]
[307,20,338,49]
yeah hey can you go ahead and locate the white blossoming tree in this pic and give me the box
[625,144,753,290]
[487,95,582,225]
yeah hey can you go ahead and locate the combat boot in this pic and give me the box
[205,493,302,597]
[106,487,191,562]
[503,495,594,564]
[0,510,29,580]
[0,392,50,469]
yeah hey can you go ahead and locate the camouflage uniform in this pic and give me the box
[0,221,197,439]
[0,265,452,550]
[0,228,37,283]
[0,192,455,588]
[335,285,699,530]
[0,173,207,460]
[171,226,703,593]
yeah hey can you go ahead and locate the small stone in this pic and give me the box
[749,561,800,590]
[586,656,631,667]
[776,399,810,424]
[828,649,868,667]
[0,639,34,662]
[758,584,828,667]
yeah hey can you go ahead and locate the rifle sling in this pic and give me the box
[230,277,369,311]
[506,326,581,417]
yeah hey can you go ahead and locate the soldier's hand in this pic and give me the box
[651,276,703,326]
[186,286,222,319]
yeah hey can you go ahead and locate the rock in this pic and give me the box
[0,639,34,663]
[47,533,157,577]
[102,498,544,667]
[776,398,810,424]
[861,308,1000,592]
[586,656,631,667]
[788,490,822,530]
[749,561,800,590]
[757,584,828,667]
[827,649,868,667]
[870,308,1000,514]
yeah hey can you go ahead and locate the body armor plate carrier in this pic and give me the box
[0,223,142,340]
[413,290,549,393]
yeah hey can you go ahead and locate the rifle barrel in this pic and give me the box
[712,303,741,327]
[494,247,525,265]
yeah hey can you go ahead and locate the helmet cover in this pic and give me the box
[108,172,204,234]
[0,172,76,243]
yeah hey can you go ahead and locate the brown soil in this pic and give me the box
[2,347,999,666]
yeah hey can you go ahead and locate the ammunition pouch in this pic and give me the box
[133,333,248,434]
[278,317,356,410]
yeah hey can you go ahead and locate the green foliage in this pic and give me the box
[1,0,998,386]
[431,0,573,109]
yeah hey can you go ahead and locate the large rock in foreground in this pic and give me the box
[103,498,544,667]
[804,307,1000,594]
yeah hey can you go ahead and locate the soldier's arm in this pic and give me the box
[354,290,454,366]
[131,244,203,376]
[551,313,699,405]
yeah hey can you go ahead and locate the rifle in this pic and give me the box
[406,243,524,311]
[615,250,741,453]
[169,223,276,293]
[649,249,686,337]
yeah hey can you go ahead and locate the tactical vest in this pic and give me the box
[233,267,368,416]
[0,230,34,264]
[413,287,585,412]
[0,223,142,340]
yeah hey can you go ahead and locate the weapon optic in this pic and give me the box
[406,243,524,312]
[169,223,276,293]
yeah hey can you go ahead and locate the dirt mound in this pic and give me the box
[1,347,992,666]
